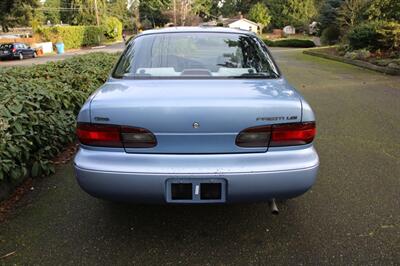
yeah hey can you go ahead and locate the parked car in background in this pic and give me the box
[74,27,319,205]
[0,43,36,60]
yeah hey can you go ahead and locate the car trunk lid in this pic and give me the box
[90,79,302,154]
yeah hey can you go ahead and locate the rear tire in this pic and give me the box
[19,53,23,60]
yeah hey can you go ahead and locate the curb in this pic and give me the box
[303,50,400,76]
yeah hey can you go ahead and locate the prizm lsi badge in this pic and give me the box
[256,116,298,121]
[94,117,110,122]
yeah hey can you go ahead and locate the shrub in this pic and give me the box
[320,26,340,45]
[377,21,400,50]
[0,53,119,196]
[103,17,123,41]
[337,44,350,56]
[347,21,400,51]
[263,39,316,48]
[344,49,371,60]
[347,22,381,51]
[263,39,274,46]
[36,25,105,49]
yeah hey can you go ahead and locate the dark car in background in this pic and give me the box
[0,43,36,60]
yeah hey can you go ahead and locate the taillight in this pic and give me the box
[121,126,157,148]
[12,48,16,53]
[270,122,316,147]
[236,122,316,148]
[235,125,272,147]
[76,123,157,148]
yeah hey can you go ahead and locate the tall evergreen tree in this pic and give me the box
[0,0,40,31]
[264,0,288,28]
[318,0,343,31]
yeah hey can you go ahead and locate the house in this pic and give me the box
[223,16,259,33]
[283,25,296,35]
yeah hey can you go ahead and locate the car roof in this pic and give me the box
[138,26,256,37]
[0,43,23,45]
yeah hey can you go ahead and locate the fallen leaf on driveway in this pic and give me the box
[0,251,16,259]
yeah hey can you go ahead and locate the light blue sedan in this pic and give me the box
[74,27,319,206]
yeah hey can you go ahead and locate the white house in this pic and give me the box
[283,25,296,35]
[223,17,259,33]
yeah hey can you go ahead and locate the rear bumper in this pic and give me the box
[0,52,21,59]
[0,54,14,59]
[74,145,319,203]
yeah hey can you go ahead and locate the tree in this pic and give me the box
[58,0,74,25]
[264,0,288,28]
[192,0,212,20]
[43,0,61,24]
[107,0,133,29]
[139,0,170,27]
[210,0,258,18]
[69,0,107,25]
[0,0,40,31]
[158,0,212,27]
[236,0,258,14]
[367,0,400,21]
[338,0,368,29]
[215,0,237,17]
[282,0,317,29]
[318,0,343,31]
[248,2,271,33]
[128,0,141,31]
[31,4,45,30]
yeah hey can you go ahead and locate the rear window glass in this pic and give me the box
[113,32,279,79]
[0,44,13,49]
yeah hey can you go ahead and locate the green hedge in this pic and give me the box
[36,19,123,50]
[37,25,105,49]
[263,38,316,48]
[0,53,119,198]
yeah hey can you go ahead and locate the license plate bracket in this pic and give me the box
[166,178,226,203]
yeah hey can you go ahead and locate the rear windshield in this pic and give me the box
[113,32,280,79]
[0,44,13,49]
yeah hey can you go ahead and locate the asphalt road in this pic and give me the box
[0,42,125,67]
[0,48,399,265]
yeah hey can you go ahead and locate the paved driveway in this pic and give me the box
[0,48,399,265]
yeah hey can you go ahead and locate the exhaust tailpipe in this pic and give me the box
[269,199,279,215]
